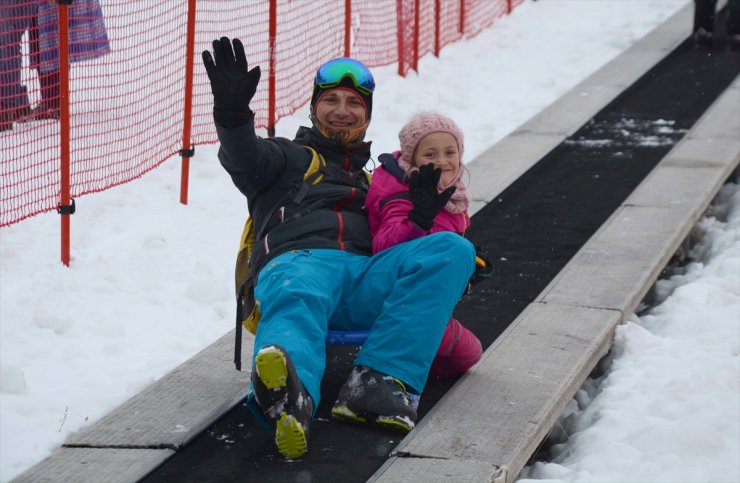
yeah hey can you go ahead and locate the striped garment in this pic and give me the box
[35,0,110,73]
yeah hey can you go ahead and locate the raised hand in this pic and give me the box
[202,37,261,128]
[407,163,456,232]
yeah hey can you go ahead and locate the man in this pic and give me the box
[202,37,475,460]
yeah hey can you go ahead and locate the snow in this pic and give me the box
[519,183,740,483]
[3,1,738,482]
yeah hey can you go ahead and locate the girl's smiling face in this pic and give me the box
[413,132,461,188]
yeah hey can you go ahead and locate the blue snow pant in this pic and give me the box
[246,232,476,423]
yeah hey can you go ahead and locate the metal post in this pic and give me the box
[396,0,405,76]
[434,0,440,56]
[179,0,197,205]
[344,0,351,57]
[268,0,277,137]
[58,1,71,266]
[459,0,465,34]
[412,0,419,71]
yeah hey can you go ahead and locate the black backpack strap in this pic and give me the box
[233,146,325,369]
[377,153,411,209]
[379,191,411,209]
[378,153,407,183]
[234,298,243,371]
[293,169,324,204]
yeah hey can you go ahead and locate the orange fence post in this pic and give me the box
[412,0,419,71]
[459,0,465,34]
[267,0,277,138]
[344,0,351,57]
[396,0,405,77]
[58,1,71,266]
[434,0,440,56]
[179,0,197,205]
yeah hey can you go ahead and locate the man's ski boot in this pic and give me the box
[251,345,313,459]
[331,365,418,433]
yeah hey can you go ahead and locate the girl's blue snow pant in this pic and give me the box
[247,231,476,420]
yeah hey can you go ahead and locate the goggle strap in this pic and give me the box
[317,73,373,96]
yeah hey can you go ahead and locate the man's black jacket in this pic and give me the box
[217,113,374,277]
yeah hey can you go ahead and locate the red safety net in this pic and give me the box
[1,0,522,229]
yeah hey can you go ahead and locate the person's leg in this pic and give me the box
[0,36,22,131]
[0,3,35,130]
[727,0,740,48]
[693,0,718,46]
[246,249,347,458]
[28,10,59,119]
[32,68,59,118]
[0,38,28,119]
[350,232,476,392]
[252,249,349,404]
[429,317,483,378]
[331,232,475,431]
[694,0,717,32]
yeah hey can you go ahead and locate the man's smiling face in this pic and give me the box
[314,88,368,132]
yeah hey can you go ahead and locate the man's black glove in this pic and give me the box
[202,37,261,128]
[407,163,456,231]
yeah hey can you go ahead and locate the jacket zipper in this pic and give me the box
[333,187,358,250]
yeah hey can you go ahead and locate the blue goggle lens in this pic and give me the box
[315,58,375,95]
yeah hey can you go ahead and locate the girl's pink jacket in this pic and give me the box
[366,164,470,254]
[366,156,482,378]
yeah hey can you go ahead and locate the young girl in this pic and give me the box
[366,111,483,378]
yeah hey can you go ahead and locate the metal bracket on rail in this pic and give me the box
[57,199,76,215]
[179,146,195,157]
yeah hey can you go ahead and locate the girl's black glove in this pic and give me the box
[408,163,456,231]
[202,37,261,128]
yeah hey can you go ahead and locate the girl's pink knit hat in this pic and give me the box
[396,111,469,214]
[398,111,465,170]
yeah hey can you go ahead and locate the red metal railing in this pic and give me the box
[0,0,523,264]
